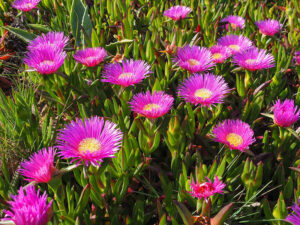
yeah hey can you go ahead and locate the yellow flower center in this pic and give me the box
[143,103,160,112]
[187,59,200,66]
[228,45,240,52]
[194,88,212,99]
[40,60,54,66]
[119,72,133,79]
[86,56,98,61]
[245,59,256,64]
[230,23,237,29]
[212,53,223,60]
[78,138,101,153]
[226,133,243,147]
[24,3,33,8]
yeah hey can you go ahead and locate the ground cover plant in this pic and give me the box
[0,0,300,224]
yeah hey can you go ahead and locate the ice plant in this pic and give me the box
[273,99,300,127]
[24,48,66,75]
[285,200,300,225]
[129,91,174,119]
[102,59,151,87]
[73,47,107,67]
[212,119,255,151]
[217,35,253,55]
[28,32,69,51]
[209,45,231,63]
[19,148,56,183]
[189,176,225,200]
[173,45,215,73]
[57,116,123,167]
[2,185,52,225]
[294,51,300,65]
[232,48,275,71]
[255,19,281,36]
[221,15,245,30]
[178,73,230,107]
[12,0,41,12]
[163,5,192,21]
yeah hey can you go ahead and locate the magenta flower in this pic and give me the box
[24,48,66,75]
[212,119,255,151]
[255,19,282,36]
[28,32,69,51]
[294,51,300,65]
[3,185,52,225]
[73,47,107,67]
[173,45,215,73]
[101,59,151,87]
[178,73,230,107]
[163,5,192,21]
[221,15,245,30]
[12,0,41,11]
[273,99,300,127]
[189,176,225,200]
[217,35,253,55]
[209,45,231,63]
[232,48,275,71]
[19,148,56,183]
[285,200,300,225]
[129,91,174,119]
[57,116,123,167]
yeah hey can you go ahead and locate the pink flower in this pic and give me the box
[102,59,151,87]
[294,51,300,65]
[163,5,192,21]
[221,15,245,30]
[232,48,275,71]
[12,0,41,12]
[212,119,255,151]
[255,19,282,36]
[217,35,253,55]
[189,176,225,200]
[129,91,174,119]
[173,45,215,73]
[28,32,69,51]
[178,73,230,107]
[209,45,231,64]
[273,99,300,127]
[2,185,52,225]
[285,200,300,225]
[19,148,56,183]
[73,47,107,67]
[57,116,123,167]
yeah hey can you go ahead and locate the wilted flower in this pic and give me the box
[102,59,151,87]
[163,5,192,21]
[178,73,230,107]
[285,200,300,225]
[173,45,215,73]
[19,148,56,183]
[12,0,41,12]
[217,35,253,55]
[221,15,245,30]
[3,185,52,225]
[129,91,174,119]
[28,32,69,51]
[189,176,225,200]
[273,99,300,127]
[24,48,66,75]
[232,48,275,71]
[212,119,255,151]
[73,47,107,67]
[209,45,231,63]
[57,116,123,167]
[255,19,282,36]
[294,51,300,65]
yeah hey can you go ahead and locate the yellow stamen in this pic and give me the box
[187,59,200,66]
[40,60,54,66]
[245,59,256,64]
[194,88,212,99]
[230,23,237,29]
[78,138,101,153]
[228,45,240,52]
[119,72,133,79]
[143,103,160,111]
[212,53,223,60]
[226,133,243,147]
